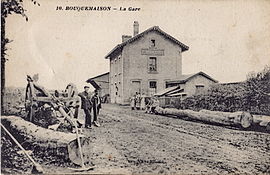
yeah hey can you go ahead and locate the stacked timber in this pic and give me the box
[154,86,184,97]
[155,107,253,129]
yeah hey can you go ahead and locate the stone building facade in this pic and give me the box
[105,21,189,104]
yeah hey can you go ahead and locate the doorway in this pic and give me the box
[130,80,141,97]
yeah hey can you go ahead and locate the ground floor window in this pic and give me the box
[149,81,157,96]
[195,85,204,94]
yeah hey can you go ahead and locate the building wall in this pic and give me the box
[181,75,216,96]
[109,52,123,103]
[91,74,109,97]
[120,31,183,104]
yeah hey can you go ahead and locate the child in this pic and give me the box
[130,95,136,110]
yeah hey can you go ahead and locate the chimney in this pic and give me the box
[122,35,132,42]
[133,21,139,36]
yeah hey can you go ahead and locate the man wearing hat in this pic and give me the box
[91,89,101,127]
[78,85,93,129]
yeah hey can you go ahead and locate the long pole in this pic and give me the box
[1,123,43,173]
[58,106,85,168]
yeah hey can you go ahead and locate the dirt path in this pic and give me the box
[60,104,269,174]
[2,104,270,174]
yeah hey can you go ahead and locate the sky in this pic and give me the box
[5,0,270,91]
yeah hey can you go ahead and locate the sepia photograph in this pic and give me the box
[1,0,270,174]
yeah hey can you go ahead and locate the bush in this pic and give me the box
[244,66,270,114]
[2,87,26,116]
[176,66,270,115]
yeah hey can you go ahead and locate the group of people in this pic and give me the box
[130,92,145,110]
[78,86,101,129]
[130,92,159,114]
[74,86,161,128]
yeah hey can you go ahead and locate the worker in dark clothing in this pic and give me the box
[91,90,101,127]
[97,95,102,115]
[78,86,92,129]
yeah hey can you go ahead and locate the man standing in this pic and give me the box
[78,86,92,129]
[91,90,101,127]
[96,91,102,115]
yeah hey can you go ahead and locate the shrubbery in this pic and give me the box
[2,87,26,115]
[176,66,270,115]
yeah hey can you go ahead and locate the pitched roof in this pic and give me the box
[86,72,109,89]
[105,26,189,59]
[86,72,109,82]
[218,81,244,85]
[154,86,181,96]
[87,79,100,89]
[167,71,218,84]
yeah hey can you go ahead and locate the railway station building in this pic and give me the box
[106,21,191,104]
[89,21,217,104]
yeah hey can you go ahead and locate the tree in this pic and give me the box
[245,65,270,114]
[1,0,39,113]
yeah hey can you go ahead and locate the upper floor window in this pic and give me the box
[148,57,157,72]
[150,39,156,47]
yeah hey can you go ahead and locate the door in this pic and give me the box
[130,80,141,97]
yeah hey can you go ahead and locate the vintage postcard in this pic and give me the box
[1,0,270,174]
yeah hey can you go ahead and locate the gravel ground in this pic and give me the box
[2,104,270,174]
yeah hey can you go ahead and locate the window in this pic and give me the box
[164,79,170,89]
[149,81,156,88]
[150,39,156,47]
[115,84,118,95]
[149,81,157,96]
[195,85,204,94]
[148,57,157,72]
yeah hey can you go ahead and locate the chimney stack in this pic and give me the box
[133,21,139,36]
